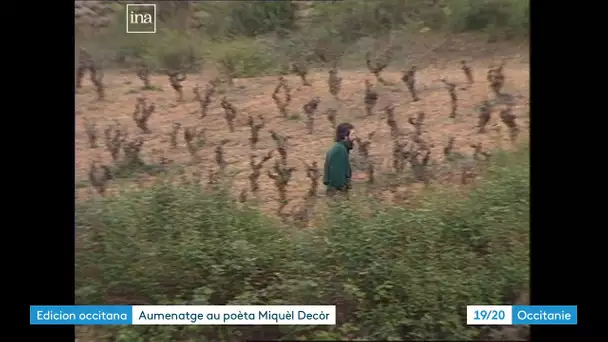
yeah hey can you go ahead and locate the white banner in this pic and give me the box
[132,305,336,325]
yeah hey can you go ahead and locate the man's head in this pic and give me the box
[336,123,355,148]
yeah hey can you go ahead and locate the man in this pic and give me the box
[323,122,355,196]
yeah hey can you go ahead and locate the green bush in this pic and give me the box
[310,0,528,40]
[203,39,280,78]
[309,1,404,44]
[81,19,278,76]
[445,0,529,38]
[76,147,529,341]
[226,2,298,38]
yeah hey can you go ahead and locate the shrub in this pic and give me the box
[226,2,299,38]
[203,39,280,78]
[310,1,407,44]
[445,0,529,39]
[309,0,529,40]
[76,147,529,341]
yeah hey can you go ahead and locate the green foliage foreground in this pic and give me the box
[76,147,529,341]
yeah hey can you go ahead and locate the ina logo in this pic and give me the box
[125,4,156,34]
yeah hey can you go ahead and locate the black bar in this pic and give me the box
[529,2,596,340]
[23,1,75,340]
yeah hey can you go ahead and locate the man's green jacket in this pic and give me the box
[323,141,352,190]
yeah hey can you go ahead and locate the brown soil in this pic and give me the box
[75,58,529,214]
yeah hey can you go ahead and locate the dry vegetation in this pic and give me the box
[76,55,529,224]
